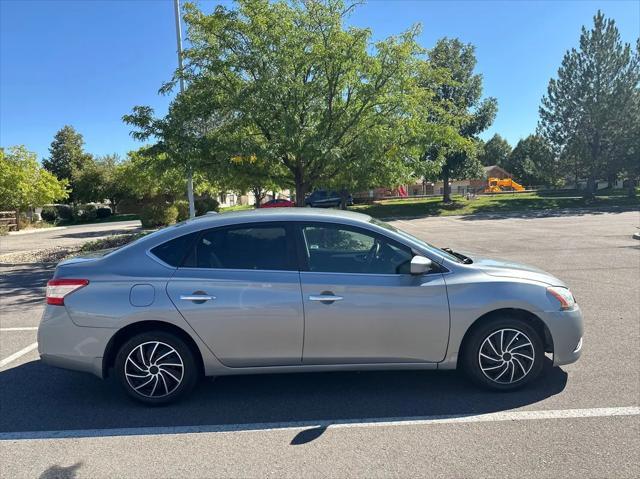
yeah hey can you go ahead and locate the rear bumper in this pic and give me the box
[38,305,114,378]
[542,307,584,366]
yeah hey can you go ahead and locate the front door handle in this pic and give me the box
[180,294,215,302]
[309,294,343,303]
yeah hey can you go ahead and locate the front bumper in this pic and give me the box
[38,305,115,378]
[542,306,584,366]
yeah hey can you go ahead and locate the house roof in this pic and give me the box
[483,165,511,177]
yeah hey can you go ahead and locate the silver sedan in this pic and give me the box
[38,209,583,404]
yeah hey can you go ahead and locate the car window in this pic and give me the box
[369,218,461,263]
[150,232,199,267]
[301,224,413,274]
[183,224,294,270]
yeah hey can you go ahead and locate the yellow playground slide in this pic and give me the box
[484,177,525,193]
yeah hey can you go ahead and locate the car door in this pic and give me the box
[166,222,304,367]
[297,222,450,364]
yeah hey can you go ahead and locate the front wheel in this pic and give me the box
[461,316,544,391]
[115,331,199,405]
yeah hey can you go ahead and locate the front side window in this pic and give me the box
[184,224,294,271]
[301,224,413,274]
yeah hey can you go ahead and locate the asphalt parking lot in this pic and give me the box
[0,210,638,478]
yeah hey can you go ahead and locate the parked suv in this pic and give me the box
[305,190,353,208]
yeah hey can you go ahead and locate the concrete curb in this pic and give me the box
[7,226,67,236]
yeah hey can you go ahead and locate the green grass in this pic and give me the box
[351,190,639,219]
[219,204,254,213]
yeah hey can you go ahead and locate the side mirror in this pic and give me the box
[410,255,433,275]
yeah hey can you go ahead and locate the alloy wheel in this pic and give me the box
[478,328,535,384]
[124,341,185,398]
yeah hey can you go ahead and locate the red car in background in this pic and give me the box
[259,198,295,208]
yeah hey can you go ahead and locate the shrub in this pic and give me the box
[96,207,112,219]
[174,200,190,221]
[41,206,58,223]
[139,201,178,228]
[77,204,97,222]
[55,204,74,221]
[115,198,141,214]
[195,197,220,216]
[17,212,30,230]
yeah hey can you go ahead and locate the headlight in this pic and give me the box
[547,286,576,310]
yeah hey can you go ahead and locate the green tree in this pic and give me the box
[42,125,92,201]
[478,134,511,167]
[505,135,557,186]
[420,38,497,203]
[0,146,68,212]
[72,154,123,205]
[127,0,442,206]
[538,11,639,197]
[227,154,284,207]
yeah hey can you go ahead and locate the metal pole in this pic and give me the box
[173,0,195,218]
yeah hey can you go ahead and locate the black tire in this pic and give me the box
[114,331,199,405]
[461,316,544,391]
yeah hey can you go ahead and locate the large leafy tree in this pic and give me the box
[0,146,68,211]
[538,11,639,197]
[504,135,557,187]
[420,38,497,203]
[72,154,122,205]
[42,126,92,201]
[128,0,441,206]
[478,134,511,167]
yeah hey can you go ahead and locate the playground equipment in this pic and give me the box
[484,177,525,193]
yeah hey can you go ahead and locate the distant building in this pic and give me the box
[358,165,515,200]
[217,189,292,208]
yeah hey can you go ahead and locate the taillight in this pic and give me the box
[46,279,89,305]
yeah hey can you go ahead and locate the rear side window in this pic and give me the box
[150,232,199,267]
[184,224,295,271]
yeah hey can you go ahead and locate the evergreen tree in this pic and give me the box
[539,11,639,197]
[42,125,92,201]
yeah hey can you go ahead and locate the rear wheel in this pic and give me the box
[115,331,199,405]
[461,316,544,391]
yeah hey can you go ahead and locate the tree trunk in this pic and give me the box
[628,178,637,198]
[252,187,264,208]
[294,164,307,207]
[585,175,596,199]
[339,188,348,210]
[442,167,451,203]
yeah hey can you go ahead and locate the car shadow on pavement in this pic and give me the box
[0,263,55,310]
[0,359,567,441]
[457,205,635,221]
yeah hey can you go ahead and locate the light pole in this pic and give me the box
[173,0,195,218]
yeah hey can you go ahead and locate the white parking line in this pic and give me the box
[0,327,38,331]
[0,342,38,368]
[0,406,637,441]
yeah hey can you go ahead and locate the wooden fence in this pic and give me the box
[0,211,18,232]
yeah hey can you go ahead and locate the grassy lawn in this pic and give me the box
[351,190,639,219]
[219,204,254,213]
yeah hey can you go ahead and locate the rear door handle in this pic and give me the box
[309,295,343,302]
[180,294,215,302]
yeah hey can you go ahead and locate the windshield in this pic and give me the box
[369,218,462,263]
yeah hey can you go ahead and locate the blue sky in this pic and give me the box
[1,0,638,161]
